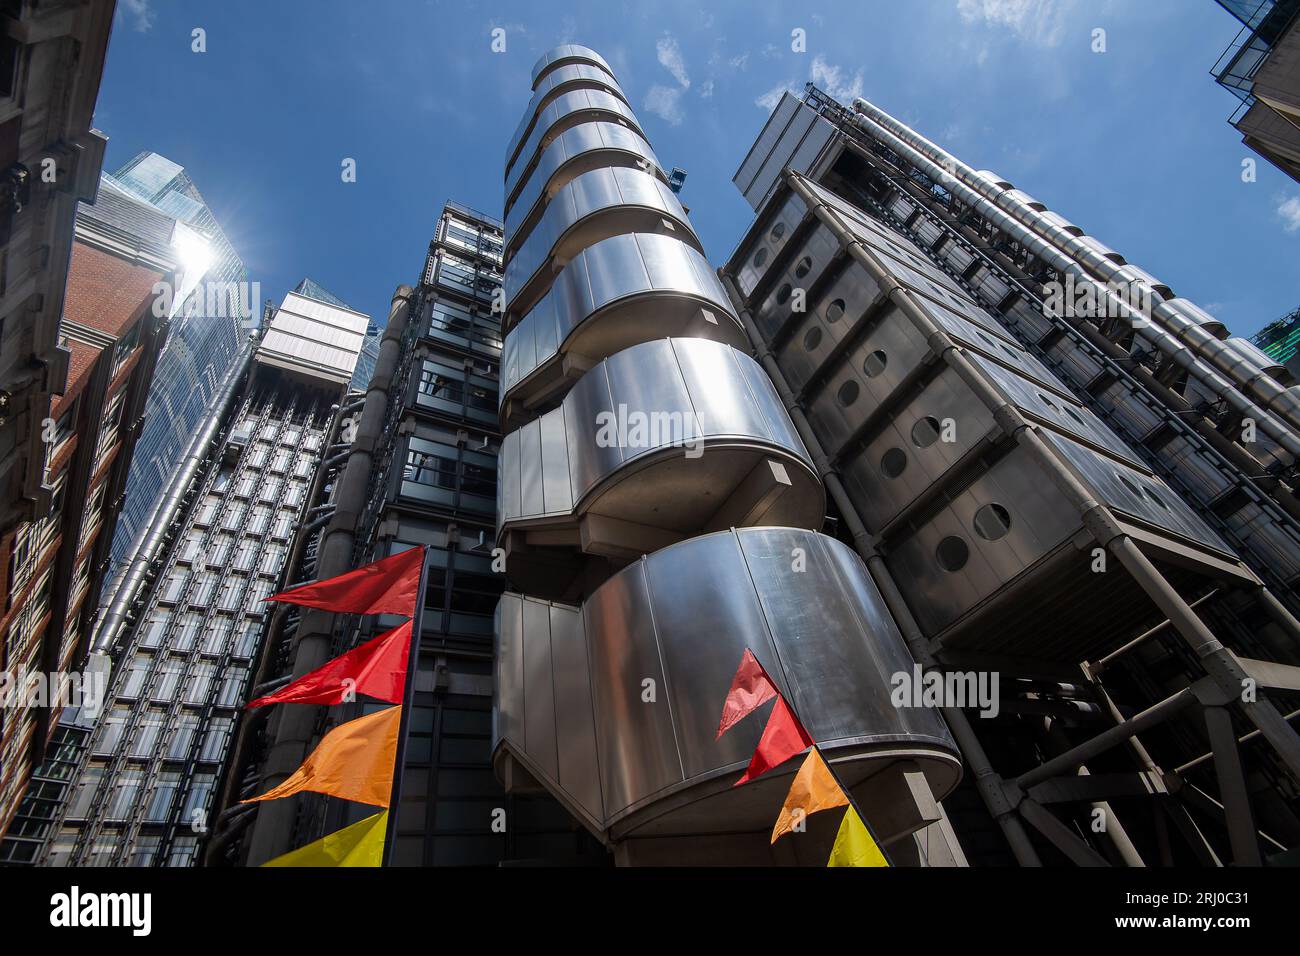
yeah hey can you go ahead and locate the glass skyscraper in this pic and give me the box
[104,152,250,580]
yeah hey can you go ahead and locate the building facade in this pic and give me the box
[103,152,250,579]
[3,284,368,865]
[0,0,113,542]
[0,184,171,844]
[1212,0,1300,183]
[725,84,1300,865]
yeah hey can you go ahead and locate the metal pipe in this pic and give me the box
[1090,591,1220,676]
[92,335,256,655]
[847,97,1300,458]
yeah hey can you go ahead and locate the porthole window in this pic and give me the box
[1064,407,1086,427]
[769,222,786,242]
[911,416,941,448]
[936,536,970,572]
[804,327,823,351]
[863,349,888,378]
[753,247,769,268]
[794,256,813,279]
[973,503,1012,541]
[1001,344,1018,359]
[837,380,860,407]
[776,283,793,305]
[880,447,907,479]
[1145,487,1169,510]
[1038,392,1058,411]
[826,299,846,324]
[1117,472,1144,498]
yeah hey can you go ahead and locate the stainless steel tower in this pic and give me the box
[491,45,962,865]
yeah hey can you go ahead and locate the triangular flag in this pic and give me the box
[265,546,424,616]
[826,806,889,867]
[733,695,813,787]
[770,747,849,843]
[717,648,777,738]
[261,810,389,867]
[243,706,401,808]
[246,621,412,709]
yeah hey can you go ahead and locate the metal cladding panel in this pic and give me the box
[743,530,954,746]
[583,563,681,817]
[501,234,747,411]
[506,121,662,243]
[538,407,573,514]
[503,166,698,312]
[750,224,839,342]
[507,63,626,166]
[254,291,368,385]
[505,89,640,199]
[1041,431,1232,553]
[495,595,524,748]
[519,418,545,517]
[733,92,839,212]
[521,597,559,783]
[641,532,787,779]
[885,444,1079,635]
[562,363,619,505]
[499,529,959,828]
[549,602,604,820]
[531,44,614,88]
[499,339,814,524]
[733,192,807,298]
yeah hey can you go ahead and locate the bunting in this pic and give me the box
[261,810,388,868]
[245,620,412,709]
[716,648,777,739]
[827,806,889,868]
[732,694,813,787]
[264,545,423,616]
[770,747,848,843]
[243,705,402,808]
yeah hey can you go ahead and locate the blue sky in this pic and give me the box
[94,0,1297,336]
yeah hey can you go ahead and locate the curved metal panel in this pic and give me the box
[531,44,613,88]
[505,88,642,202]
[496,338,821,534]
[505,122,663,253]
[493,528,960,838]
[501,233,746,421]
[506,63,626,172]
[503,166,700,318]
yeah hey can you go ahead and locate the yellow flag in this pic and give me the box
[262,810,389,867]
[827,806,889,867]
[771,747,849,843]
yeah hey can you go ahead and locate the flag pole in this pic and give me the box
[381,545,428,867]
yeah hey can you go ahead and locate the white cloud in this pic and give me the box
[756,82,799,112]
[657,35,691,90]
[729,52,750,70]
[119,0,154,32]
[956,0,1075,47]
[644,85,686,125]
[699,79,715,99]
[810,55,863,103]
[1278,195,1300,234]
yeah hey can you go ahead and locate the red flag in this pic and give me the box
[265,546,424,616]
[716,648,777,738]
[245,621,412,709]
[733,695,813,787]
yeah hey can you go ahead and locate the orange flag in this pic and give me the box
[243,706,401,808]
[771,747,849,843]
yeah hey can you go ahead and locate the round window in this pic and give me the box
[837,380,860,407]
[880,447,907,479]
[826,299,846,323]
[776,283,793,305]
[973,503,1012,541]
[911,416,942,448]
[794,256,813,279]
[804,327,823,351]
[1117,472,1144,498]
[936,536,970,572]
[753,247,768,268]
[863,350,888,378]
[1038,392,1058,411]
[769,222,786,242]
[1145,487,1169,510]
